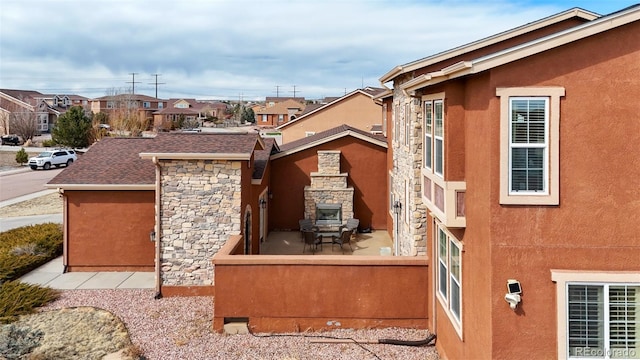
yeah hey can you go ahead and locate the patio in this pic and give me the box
[260,230,393,255]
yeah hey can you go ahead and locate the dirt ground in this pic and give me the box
[0,149,38,168]
[1,192,63,217]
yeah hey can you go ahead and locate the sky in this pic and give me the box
[0,0,637,101]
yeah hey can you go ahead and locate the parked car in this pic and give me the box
[1,134,23,146]
[28,149,77,170]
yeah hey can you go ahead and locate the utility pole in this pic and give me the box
[291,85,298,98]
[275,85,280,97]
[149,74,165,99]
[127,73,141,94]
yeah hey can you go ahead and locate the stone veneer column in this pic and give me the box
[159,159,242,286]
[391,82,427,256]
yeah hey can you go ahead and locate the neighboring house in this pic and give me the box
[255,99,305,127]
[265,96,305,107]
[48,132,269,297]
[0,89,46,134]
[382,5,639,360]
[275,87,386,144]
[152,98,229,130]
[91,94,167,129]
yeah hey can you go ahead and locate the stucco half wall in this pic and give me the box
[64,190,155,271]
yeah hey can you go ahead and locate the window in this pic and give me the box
[423,95,444,177]
[497,87,564,205]
[143,101,151,108]
[436,224,462,335]
[509,98,547,193]
[278,114,284,123]
[262,114,267,122]
[158,102,164,109]
[305,131,315,137]
[552,270,639,360]
[389,172,394,213]
[404,179,410,224]
[567,284,639,359]
[106,101,115,109]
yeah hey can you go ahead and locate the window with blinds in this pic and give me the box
[424,101,433,170]
[436,224,463,335]
[568,284,639,359]
[509,97,548,193]
[423,99,444,177]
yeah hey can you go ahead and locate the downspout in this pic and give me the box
[58,188,68,273]
[152,156,162,299]
[431,214,438,339]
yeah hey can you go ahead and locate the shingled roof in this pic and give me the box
[252,137,277,182]
[139,132,263,160]
[272,124,386,159]
[47,137,157,189]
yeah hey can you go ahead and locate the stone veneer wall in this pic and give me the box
[160,159,242,286]
[391,78,427,256]
[304,151,354,224]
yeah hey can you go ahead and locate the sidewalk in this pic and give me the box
[19,257,154,290]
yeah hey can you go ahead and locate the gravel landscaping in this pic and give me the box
[35,289,439,360]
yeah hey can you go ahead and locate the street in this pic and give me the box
[0,168,63,201]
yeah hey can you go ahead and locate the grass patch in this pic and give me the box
[0,224,63,323]
[0,223,63,283]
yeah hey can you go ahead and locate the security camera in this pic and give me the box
[505,293,521,310]
[505,279,522,310]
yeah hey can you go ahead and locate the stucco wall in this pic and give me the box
[270,136,387,231]
[159,159,242,287]
[65,190,155,271]
[424,20,640,360]
[280,93,381,143]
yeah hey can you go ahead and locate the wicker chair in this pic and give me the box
[302,229,322,254]
[331,229,354,253]
[299,219,318,240]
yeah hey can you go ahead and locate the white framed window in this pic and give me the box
[422,94,445,178]
[106,101,115,109]
[436,223,463,337]
[262,114,267,122]
[404,179,410,224]
[278,114,284,122]
[509,97,547,194]
[497,87,564,205]
[143,101,151,108]
[158,102,164,109]
[552,270,640,360]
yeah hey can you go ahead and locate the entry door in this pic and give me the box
[259,198,266,253]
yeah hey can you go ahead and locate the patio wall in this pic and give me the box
[212,235,429,333]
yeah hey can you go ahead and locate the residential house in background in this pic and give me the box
[91,93,166,130]
[0,89,89,134]
[152,98,227,130]
[255,98,305,127]
[275,87,386,144]
[382,5,639,359]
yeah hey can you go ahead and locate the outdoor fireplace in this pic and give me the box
[316,203,342,225]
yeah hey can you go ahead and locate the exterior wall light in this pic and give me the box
[393,201,402,214]
[149,230,156,242]
[259,199,267,208]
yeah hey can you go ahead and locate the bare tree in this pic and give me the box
[102,87,149,136]
[9,109,39,142]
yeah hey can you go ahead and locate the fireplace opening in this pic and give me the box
[316,203,342,225]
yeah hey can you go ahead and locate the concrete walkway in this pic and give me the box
[19,257,155,290]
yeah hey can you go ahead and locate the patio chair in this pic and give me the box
[340,218,359,240]
[331,229,354,253]
[299,219,318,240]
[302,229,322,254]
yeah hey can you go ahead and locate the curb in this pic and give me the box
[0,167,31,177]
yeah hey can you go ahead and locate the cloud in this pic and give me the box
[0,0,633,100]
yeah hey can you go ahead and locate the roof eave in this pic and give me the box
[139,153,252,161]
[46,184,155,191]
[271,130,387,160]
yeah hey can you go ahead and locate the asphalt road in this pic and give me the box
[0,168,64,201]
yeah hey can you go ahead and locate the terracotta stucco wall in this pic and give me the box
[65,190,155,271]
[431,21,640,360]
[280,94,381,143]
[270,137,387,231]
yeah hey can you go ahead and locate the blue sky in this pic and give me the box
[0,0,636,101]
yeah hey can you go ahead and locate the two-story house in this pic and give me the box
[275,87,386,144]
[255,98,305,127]
[91,93,167,130]
[383,5,639,359]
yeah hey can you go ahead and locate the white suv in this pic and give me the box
[28,149,77,170]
